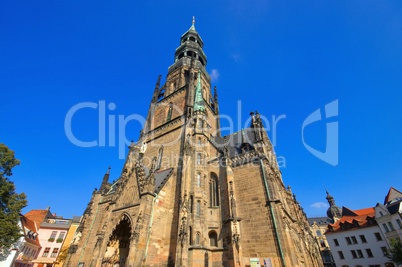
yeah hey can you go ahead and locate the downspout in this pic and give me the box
[259,158,286,267]
[78,197,101,266]
[143,193,158,261]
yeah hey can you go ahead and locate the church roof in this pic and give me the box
[155,168,174,193]
[211,128,256,158]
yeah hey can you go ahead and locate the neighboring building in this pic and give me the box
[54,216,81,267]
[308,191,341,267]
[63,20,323,267]
[375,187,402,257]
[325,206,395,267]
[309,217,335,266]
[25,209,72,267]
[0,214,41,267]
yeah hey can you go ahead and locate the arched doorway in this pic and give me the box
[102,215,132,267]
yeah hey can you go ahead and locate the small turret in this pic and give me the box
[250,111,263,142]
[326,190,342,223]
[99,167,111,194]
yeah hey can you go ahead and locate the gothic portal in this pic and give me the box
[64,20,323,267]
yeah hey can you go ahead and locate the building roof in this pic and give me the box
[326,207,376,234]
[307,217,333,226]
[25,209,54,226]
[384,187,402,204]
[20,214,41,246]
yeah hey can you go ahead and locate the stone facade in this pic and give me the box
[63,21,323,267]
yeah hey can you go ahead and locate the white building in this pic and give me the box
[0,214,41,267]
[325,206,395,267]
[375,187,402,265]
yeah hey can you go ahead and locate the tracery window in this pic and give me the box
[209,173,219,207]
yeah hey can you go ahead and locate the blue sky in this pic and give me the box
[1,1,402,218]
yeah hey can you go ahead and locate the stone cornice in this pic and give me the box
[231,151,260,167]
[157,84,186,104]
[145,115,186,141]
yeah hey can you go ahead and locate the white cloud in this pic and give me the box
[210,69,219,82]
[310,202,329,209]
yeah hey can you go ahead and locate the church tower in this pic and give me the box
[64,20,323,267]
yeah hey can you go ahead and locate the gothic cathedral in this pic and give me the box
[64,21,323,267]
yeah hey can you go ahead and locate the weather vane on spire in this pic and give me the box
[192,16,195,25]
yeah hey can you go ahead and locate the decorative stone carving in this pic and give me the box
[132,212,143,243]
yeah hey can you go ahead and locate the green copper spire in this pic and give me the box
[194,70,205,112]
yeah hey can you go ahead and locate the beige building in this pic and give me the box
[63,21,323,267]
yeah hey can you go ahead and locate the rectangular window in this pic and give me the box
[351,250,357,258]
[338,251,344,259]
[396,219,402,229]
[49,231,57,239]
[351,236,358,244]
[42,247,50,257]
[345,237,351,245]
[375,232,383,241]
[366,248,373,258]
[357,249,363,258]
[383,223,390,232]
[190,195,193,213]
[50,248,59,258]
[58,232,66,239]
[381,246,388,256]
[388,222,395,231]
[334,239,339,246]
[359,235,367,243]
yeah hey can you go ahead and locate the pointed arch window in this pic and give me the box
[209,231,218,247]
[157,146,163,170]
[209,173,219,207]
[166,102,173,122]
[196,153,202,165]
[196,173,201,187]
[195,232,200,245]
[190,195,194,213]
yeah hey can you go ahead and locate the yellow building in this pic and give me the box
[55,217,81,267]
